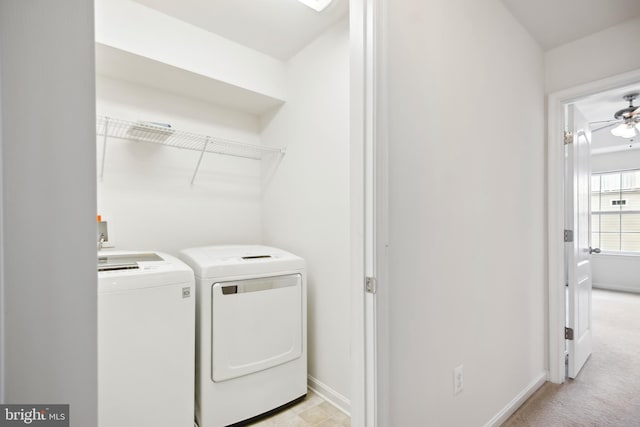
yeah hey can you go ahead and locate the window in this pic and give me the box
[591,169,640,253]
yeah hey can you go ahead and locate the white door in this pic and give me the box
[565,104,595,378]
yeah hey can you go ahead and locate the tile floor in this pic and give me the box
[248,390,351,427]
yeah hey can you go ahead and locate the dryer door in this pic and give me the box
[211,274,303,382]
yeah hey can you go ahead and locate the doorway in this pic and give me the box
[93,1,376,426]
[547,69,640,384]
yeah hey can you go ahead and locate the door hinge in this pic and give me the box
[565,327,574,340]
[365,276,377,294]
[564,131,574,145]
[564,229,573,242]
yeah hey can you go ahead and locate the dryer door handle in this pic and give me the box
[219,274,301,295]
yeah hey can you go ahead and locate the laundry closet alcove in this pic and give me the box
[95,0,353,417]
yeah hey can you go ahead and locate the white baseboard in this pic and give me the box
[593,283,640,294]
[483,372,546,427]
[307,375,351,416]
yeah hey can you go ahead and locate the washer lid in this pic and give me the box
[98,252,164,272]
[98,251,194,292]
[179,245,304,278]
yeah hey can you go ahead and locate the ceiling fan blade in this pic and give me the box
[592,122,619,133]
[590,119,620,124]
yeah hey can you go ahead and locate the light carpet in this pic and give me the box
[503,289,640,427]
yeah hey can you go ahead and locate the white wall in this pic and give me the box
[591,150,640,293]
[592,254,640,293]
[96,76,263,255]
[382,0,546,425]
[545,17,640,94]
[592,149,640,173]
[261,20,351,406]
[0,1,97,424]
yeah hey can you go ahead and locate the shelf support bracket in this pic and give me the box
[261,150,286,191]
[99,117,109,180]
[191,136,210,186]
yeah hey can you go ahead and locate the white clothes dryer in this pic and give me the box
[98,251,195,427]
[178,245,307,427]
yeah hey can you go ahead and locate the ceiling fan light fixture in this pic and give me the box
[296,0,333,12]
[611,123,637,139]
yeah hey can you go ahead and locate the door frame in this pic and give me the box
[0,58,4,402]
[350,0,381,425]
[547,68,640,384]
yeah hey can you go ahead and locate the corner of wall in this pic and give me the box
[307,375,351,415]
[0,28,4,403]
[261,20,352,402]
[0,0,97,421]
[483,373,547,427]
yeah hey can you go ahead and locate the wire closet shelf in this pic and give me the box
[97,115,284,160]
[96,115,285,184]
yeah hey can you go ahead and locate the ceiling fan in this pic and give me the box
[592,93,640,139]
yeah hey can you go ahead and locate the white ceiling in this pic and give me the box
[127,0,640,149]
[135,0,640,60]
[132,0,640,60]
[132,0,349,60]
[500,0,640,50]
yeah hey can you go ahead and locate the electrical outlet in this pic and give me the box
[454,365,464,395]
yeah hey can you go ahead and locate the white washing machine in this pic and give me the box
[178,245,307,427]
[98,251,195,427]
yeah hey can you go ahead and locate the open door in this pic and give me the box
[565,104,596,378]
